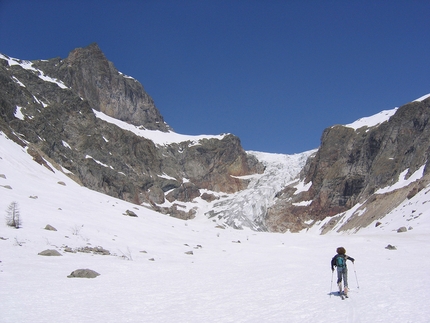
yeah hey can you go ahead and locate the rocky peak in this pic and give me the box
[35,43,170,131]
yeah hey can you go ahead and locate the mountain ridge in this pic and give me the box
[1,44,430,233]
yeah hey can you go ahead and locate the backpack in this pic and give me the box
[336,255,346,267]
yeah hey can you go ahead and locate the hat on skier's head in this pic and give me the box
[336,247,346,255]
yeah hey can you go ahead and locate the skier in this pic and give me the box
[331,247,355,297]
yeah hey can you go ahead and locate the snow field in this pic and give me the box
[1,132,430,322]
[2,227,429,322]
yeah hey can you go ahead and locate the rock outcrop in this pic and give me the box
[267,97,430,232]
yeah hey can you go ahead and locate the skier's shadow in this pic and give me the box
[327,291,343,297]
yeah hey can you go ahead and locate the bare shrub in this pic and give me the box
[5,201,22,229]
[118,247,133,261]
[70,224,83,235]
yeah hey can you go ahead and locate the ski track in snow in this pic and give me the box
[1,126,430,322]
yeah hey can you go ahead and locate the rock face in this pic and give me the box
[0,44,262,220]
[267,97,430,232]
[36,43,169,131]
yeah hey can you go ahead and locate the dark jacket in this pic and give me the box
[331,254,355,271]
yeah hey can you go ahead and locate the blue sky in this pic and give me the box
[1,1,429,154]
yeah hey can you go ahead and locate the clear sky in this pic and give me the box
[1,0,429,154]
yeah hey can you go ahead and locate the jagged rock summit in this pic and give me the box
[0,44,262,221]
[38,43,169,131]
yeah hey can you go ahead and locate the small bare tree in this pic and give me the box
[5,201,22,229]
[118,247,133,261]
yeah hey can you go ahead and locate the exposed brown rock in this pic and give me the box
[267,97,430,233]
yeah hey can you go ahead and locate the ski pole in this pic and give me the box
[330,269,334,297]
[353,262,360,289]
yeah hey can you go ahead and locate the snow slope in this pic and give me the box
[414,93,430,102]
[343,92,430,131]
[0,53,68,89]
[344,108,397,130]
[1,129,430,323]
[93,109,227,146]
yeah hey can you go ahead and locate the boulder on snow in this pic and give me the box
[44,224,57,231]
[91,246,111,255]
[64,247,76,253]
[397,226,408,233]
[38,249,62,256]
[201,192,218,202]
[67,268,100,278]
[385,244,397,250]
[75,246,110,255]
[124,210,138,217]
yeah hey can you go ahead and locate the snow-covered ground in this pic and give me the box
[1,130,430,323]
